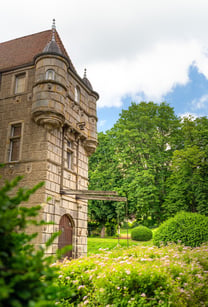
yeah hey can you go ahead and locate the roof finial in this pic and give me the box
[52,19,56,41]
[84,68,87,78]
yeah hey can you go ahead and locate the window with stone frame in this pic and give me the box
[9,123,22,162]
[46,69,55,80]
[66,140,74,169]
[15,73,26,94]
[75,86,80,103]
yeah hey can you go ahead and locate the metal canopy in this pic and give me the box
[60,189,127,202]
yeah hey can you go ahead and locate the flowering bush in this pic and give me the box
[153,211,208,247]
[131,226,152,241]
[56,243,208,306]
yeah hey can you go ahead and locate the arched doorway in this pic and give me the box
[58,214,73,258]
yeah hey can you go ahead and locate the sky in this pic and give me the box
[2,0,208,132]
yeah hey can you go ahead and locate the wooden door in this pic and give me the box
[58,215,73,258]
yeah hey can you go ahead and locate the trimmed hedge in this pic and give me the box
[153,211,208,247]
[131,225,153,241]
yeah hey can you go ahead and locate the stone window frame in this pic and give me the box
[6,121,24,163]
[46,69,55,81]
[74,85,80,103]
[14,72,26,94]
[66,139,74,170]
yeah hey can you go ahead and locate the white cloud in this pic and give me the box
[2,0,208,109]
[190,94,208,114]
[98,120,106,128]
[87,40,202,107]
[179,112,199,121]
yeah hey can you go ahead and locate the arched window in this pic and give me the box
[75,86,80,103]
[46,69,55,80]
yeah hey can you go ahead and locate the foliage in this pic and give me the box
[164,116,208,217]
[88,221,100,237]
[0,174,71,307]
[89,102,181,227]
[153,211,208,247]
[105,220,117,236]
[88,132,126,232]
[131,226,153,241]
[56,243,208,306]
[89,105,208,226]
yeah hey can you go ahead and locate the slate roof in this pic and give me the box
[0,30,76,72]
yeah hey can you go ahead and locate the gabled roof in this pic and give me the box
[0,30,76,72]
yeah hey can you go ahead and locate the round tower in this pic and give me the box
[82,69,99,155]
[31,21,68,130]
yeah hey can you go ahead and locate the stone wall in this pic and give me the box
[0,47,98,258]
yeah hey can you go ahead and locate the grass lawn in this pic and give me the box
[87,236,153,255]
[119,227,132,237]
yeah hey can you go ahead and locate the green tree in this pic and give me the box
[164,116,208,217]
[88,133,125,236]
[0,174,71,307]
[111,102,180,225]
[89,102,180,227]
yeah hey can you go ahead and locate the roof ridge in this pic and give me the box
[0,29,51,45]
[0,29,77,73]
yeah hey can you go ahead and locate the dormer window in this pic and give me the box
[46,69,55,80]
[15,73,26,94]
[75,86,80,103]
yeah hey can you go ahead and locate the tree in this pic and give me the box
[89,102,181,227]
[88,133,125,236]
[0,173,71,306]
[164,116,208,217]
[110,102,180,225]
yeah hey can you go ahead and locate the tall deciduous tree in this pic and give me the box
[89,102,181,227]
[88,133,125,235]
[111,102,180,225]
[164,116,208,217]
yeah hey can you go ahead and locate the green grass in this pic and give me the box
[87,236,153,255]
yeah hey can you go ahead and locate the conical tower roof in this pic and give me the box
[82,68,93,90]
[42,19,63,56]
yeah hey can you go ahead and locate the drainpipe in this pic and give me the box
[60,125,66,193]
[75,136,80,258]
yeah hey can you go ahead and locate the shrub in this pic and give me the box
[0,174,72,306]
[153,211,208,247]
[131,225,152,241]
[57,244,208,306]
[105,221,117,236]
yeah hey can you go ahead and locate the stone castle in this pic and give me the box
[0,21,99,258]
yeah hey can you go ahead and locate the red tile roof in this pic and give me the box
[0,30,76,72]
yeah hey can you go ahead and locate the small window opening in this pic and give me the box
[66,141,73,170]
[15,74,26,94]
[46,69,55,80]
[9,123,22,162]
[75,86,80,103]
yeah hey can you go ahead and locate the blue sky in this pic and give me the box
[97,65,208,132]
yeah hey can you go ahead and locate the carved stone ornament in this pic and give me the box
[32,111,65,130]
[83,139,98,156]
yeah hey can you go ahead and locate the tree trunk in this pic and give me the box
[100,226,105,238]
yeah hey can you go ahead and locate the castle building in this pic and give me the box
[0,20,99,258]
